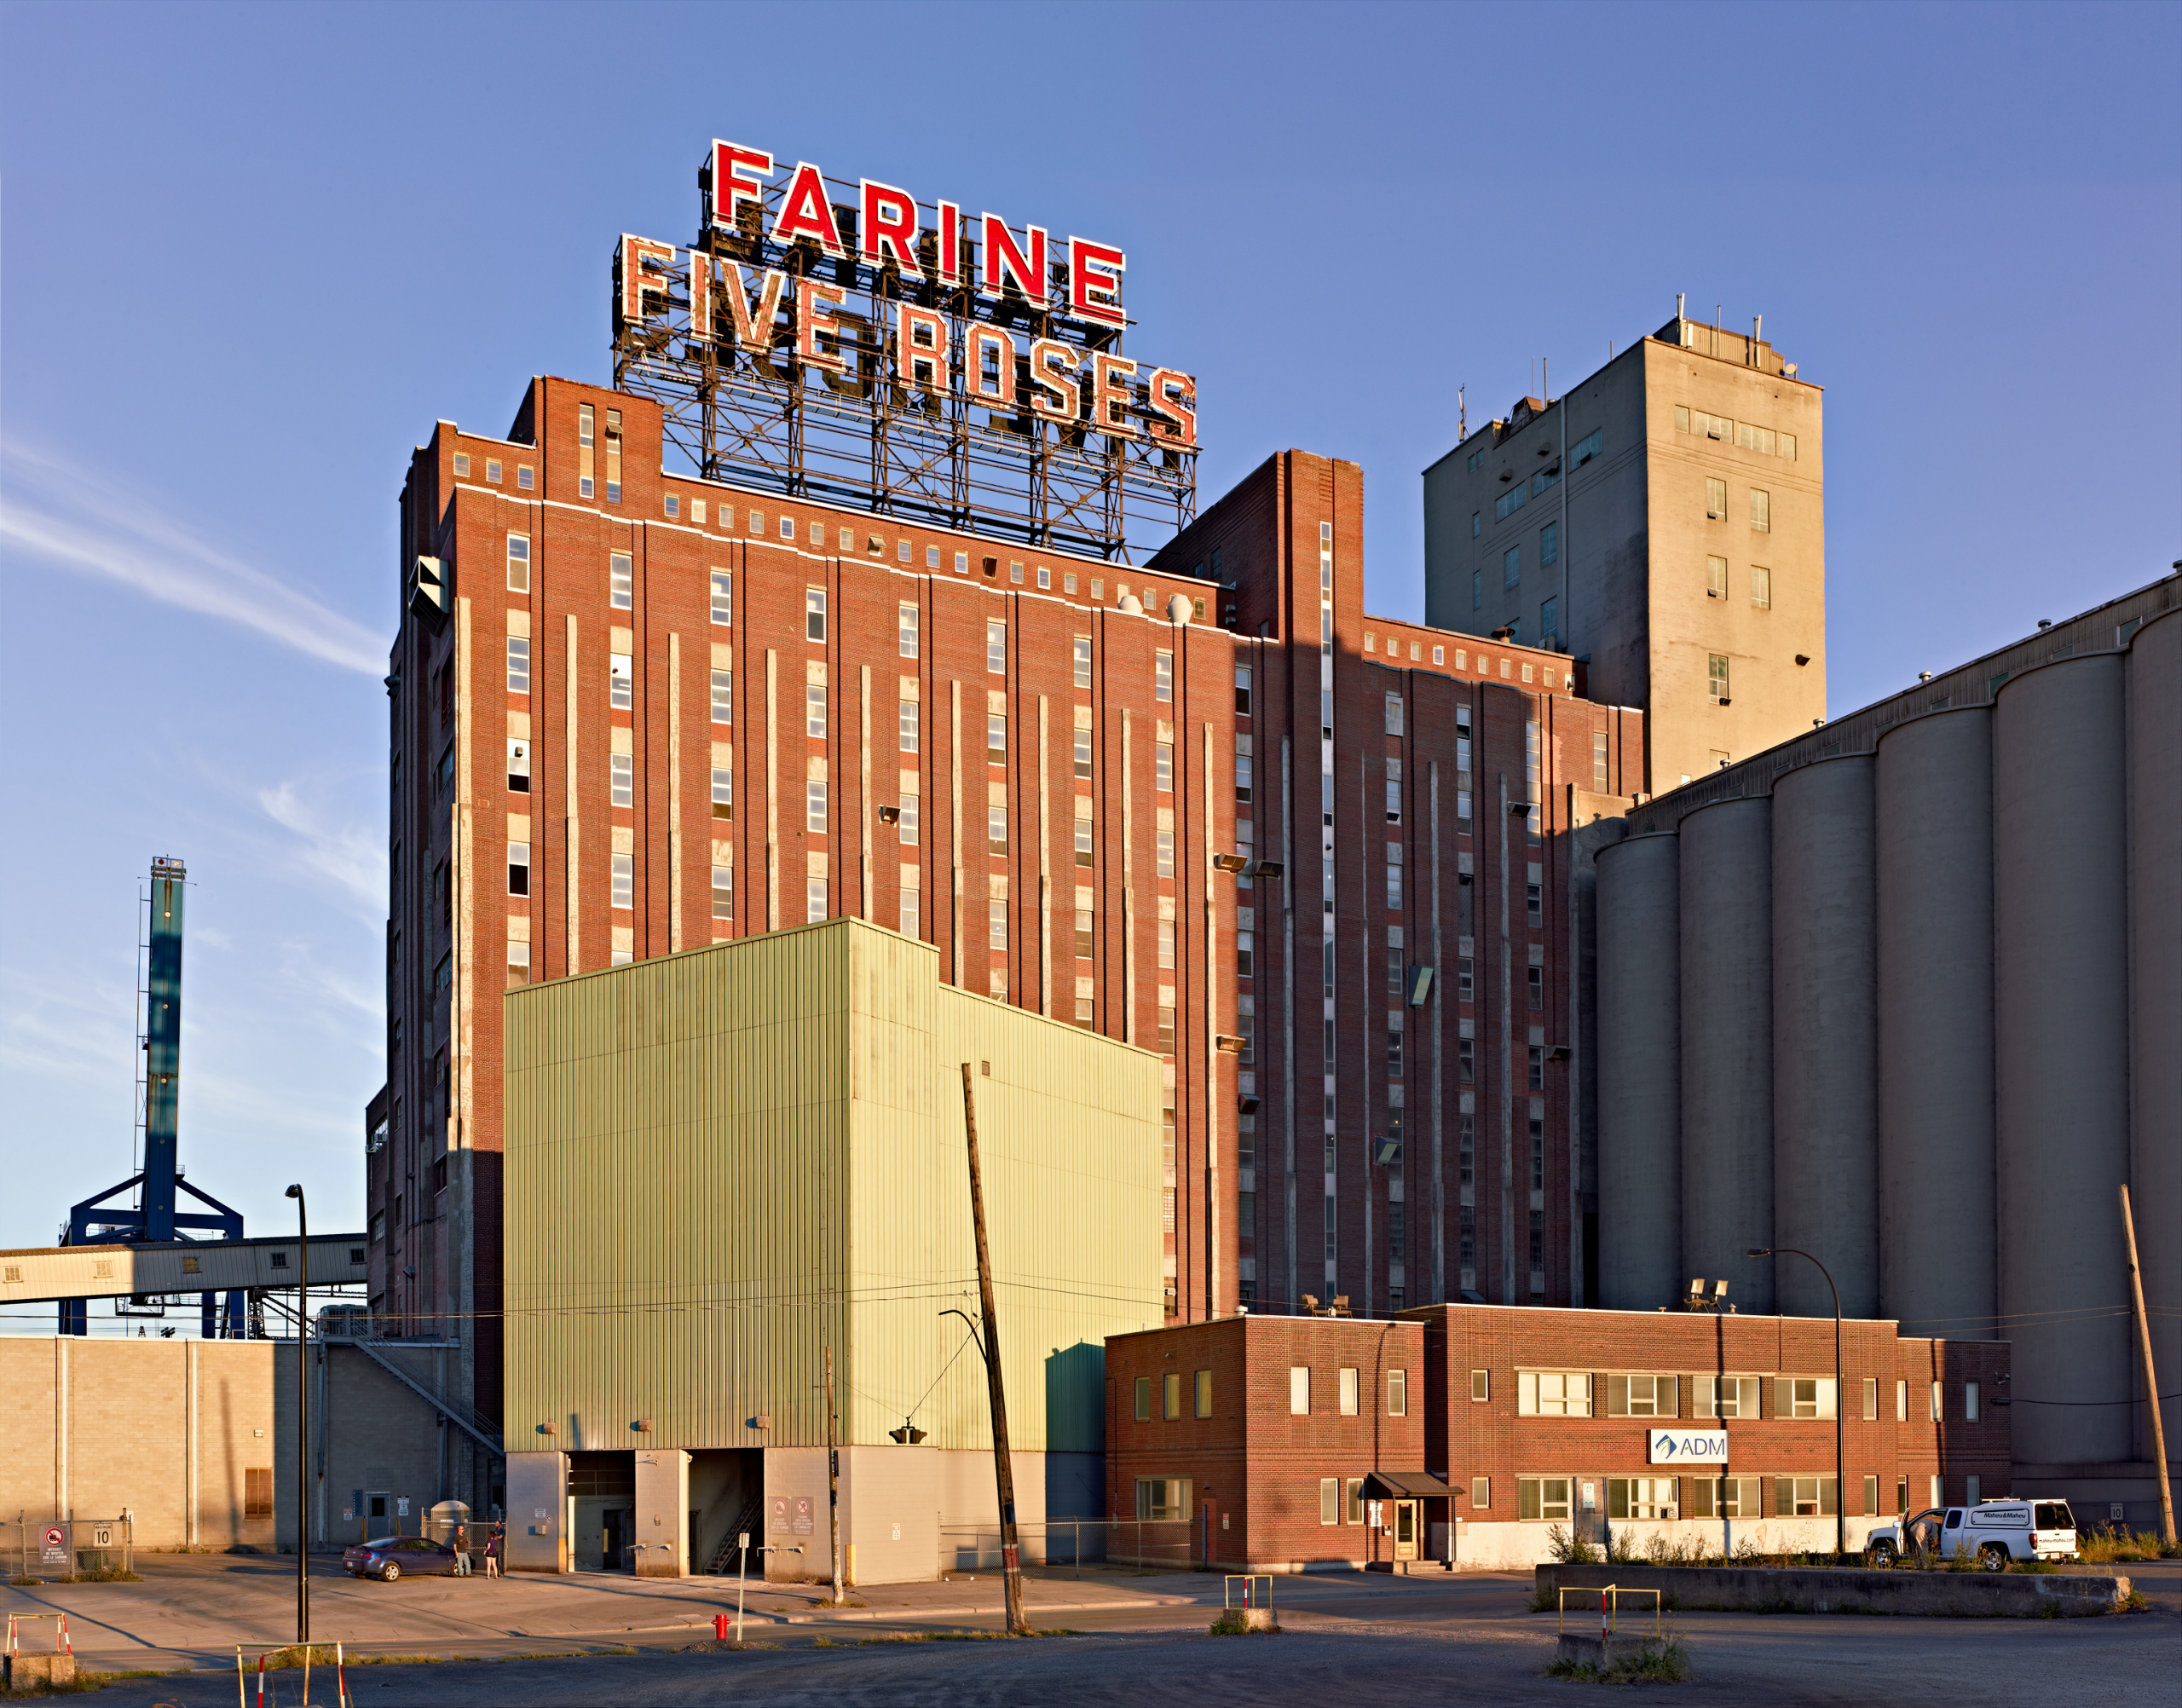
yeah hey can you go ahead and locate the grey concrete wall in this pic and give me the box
[1994,657,2133,1465]
[1771,758,1879,1319]
[1679,799,1775,1312]
[2127,610,2181,1466]
[1537,1561,2131,1617]
[1596,833,1683,1310]
[1874,711,1997,1341]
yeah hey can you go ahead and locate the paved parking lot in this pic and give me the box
[4,1555,2173,1705]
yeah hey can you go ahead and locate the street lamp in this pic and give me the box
[285,1184,309,1645]
[1749,1245,1844,1561]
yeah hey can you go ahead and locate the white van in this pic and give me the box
[1864,1498,2078,1568]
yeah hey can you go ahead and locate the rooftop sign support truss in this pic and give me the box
[612,153,1197,563]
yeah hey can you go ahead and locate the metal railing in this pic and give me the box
[14,1516,132,1580]
[1224,1574,1273,1609]
[937,1519,1193,1577]
[1557,1583,1662,1641]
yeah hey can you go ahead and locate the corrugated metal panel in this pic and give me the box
[504,918,1163,1454]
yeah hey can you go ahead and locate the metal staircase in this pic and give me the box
[703,1492,765,1576]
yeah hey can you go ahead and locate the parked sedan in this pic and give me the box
[342,1536,460,1581]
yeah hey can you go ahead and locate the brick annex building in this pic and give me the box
[369,377,1658,1431]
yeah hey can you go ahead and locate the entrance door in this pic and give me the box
[1394,1501,1417,1561]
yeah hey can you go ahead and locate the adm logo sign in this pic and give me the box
[1648,1428,1729,1465]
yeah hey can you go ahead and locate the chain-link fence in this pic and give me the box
[14,1517,132,1580]
[938,1519,1194,1577]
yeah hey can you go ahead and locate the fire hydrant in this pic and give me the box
[714,1613,732,1642]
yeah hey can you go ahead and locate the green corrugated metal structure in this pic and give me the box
[502,918,1164,1455]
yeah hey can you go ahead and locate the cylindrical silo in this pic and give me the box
[1875,709,1996,1342]
[1994,655,2133,1467]
[1680,798,1775,1313]
[2127,609,2181,1468]
[1596,834,1683,1312]
[1771,757,1879,1320]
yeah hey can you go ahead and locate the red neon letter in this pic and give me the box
[1091,354,1140,440]
[981,215,1048,300]
[773,163,845,255]
[619,234,677,331]
[936,202,963,284]
[689,251,713,340]
[1143,368,1198,447]
[708,141,774,229]
[796,278,848,373]
[1068,238,1127,326]
[860,180,922,276]
[1028,339,1081,424]
[895,303,950,398]
[719,261,788,351]
[966,324,1018,409]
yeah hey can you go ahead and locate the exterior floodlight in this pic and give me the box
[1406,967,1434,1007]
[1242,857,1284,880]
[878,805,901,824]
[1238,1093,1261,1115]
[1211,852,1249,874]
[1375,1140,1401,1167]
[1712,1279,1729,1299]
[1508,802,1532,818]
[1547,1045,1570,1062]
[1746,1247,1770,1258]
[1688,1278,1706,1298]
[1215,1034,1247,1055]
[887,1421,927,1445]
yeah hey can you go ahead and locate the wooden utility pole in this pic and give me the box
[2119,1186,2176,1544]
[825,1344,843,1604]
[961,1063,1028,1636]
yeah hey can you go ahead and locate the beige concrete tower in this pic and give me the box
[1424,315,1826,793]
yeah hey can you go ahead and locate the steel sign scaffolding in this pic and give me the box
[611,164,1197,563]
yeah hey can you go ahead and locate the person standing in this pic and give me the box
[452,1521,471,1576]
[484,1526,502,1579]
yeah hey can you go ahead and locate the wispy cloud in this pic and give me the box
[257,781,385,912]
[0,439,386,675]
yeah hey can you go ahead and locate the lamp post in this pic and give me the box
[285,1184,309,1644]
[1749,1244,1844,1561]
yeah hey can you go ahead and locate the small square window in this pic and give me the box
[806,877,828,921]
[485,459,502,484]
[609,551,633,609]
[780,516,796,540]
[663,494,678,518]
[453,453,470,478]
[711,571,732,626]
[806,588,827,643]
[517,465,534,489]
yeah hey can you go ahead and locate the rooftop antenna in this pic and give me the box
[1458,384,1465,440]
[1677,291,1686,321]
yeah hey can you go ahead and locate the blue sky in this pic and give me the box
[2,0,2175,1280]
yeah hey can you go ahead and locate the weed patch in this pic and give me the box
[1546,1634,1694,1685]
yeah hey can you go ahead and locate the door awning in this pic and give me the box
[1363,1470,1457,1499]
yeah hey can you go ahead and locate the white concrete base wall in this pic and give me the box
[1454,1515,1887,1570]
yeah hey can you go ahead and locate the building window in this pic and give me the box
[661,493,676,517]
[1777,1376,1837,1420]
[896,603,919,659]
[609,653,633,711]
[987,714,1007,765]
[1388,1024,1404,1077]
[899,700,919,753]
[1751,566,1771,609]
[808,780,828,833]
[1776,1477,1838,1519]
[1319,1478,1339,1525]
[711,669,732,724]
[1458,1036,1475,1084]
[1337,1367,1359,1417]
[1076,909,1095,958]
[1862,1376,1879,1422]
[1346,1479,1365,1525]
[1471,1476,1491,1510]
[1542,595,1559,643]
[1695,1375,1763,1419]
[1157,919,1175,970]
[989,898,1007,951]
[1592,730,1608,792]
[1157,1005,1175,1053]
[1572,428,1602,465]
[506,637,530,694]
[505,533,530,592]
[506,938,529,989]
[1608,1375,1679,1417]
[1074,730,1093,779]
[1154,651,1173,702]
[806,877,828,921]
[1133,1376,1152,1422]
[1237,736,1254,803]
[507,842,530,897]
[603,409,621,502]
[1517,1478,1572,1522]
[711,767,732,821]
[1386,847,1403,910]
[1162,1371,1181,1420]
[711,571,732,625]
[1234,665,1252,715]
[899,884,919,938]
[1540,521,1558,568]
[1155,741,1173,792]
[1386,1368,1408,1417]
[1063,635,1090,691]
[1708,654,1730,704]
[1075,805,1094,867]
[1470,1369,1490,1403]
[1966,1381,1980,1422]
[610,752,634,808]
[1384,692,1403,736]
[609,551,633,609]
[800,587,825,642]
[1689,1477,1763,1519]
[1195,1370,1212,1418]
[1706,477,1727,521]
[1156,830,1175,879]
[453,453,470,479]
[898,795,919,844]
[986,620,1007,674]
[1495,483,1527,522]
[1503,545,1521,590]
[711,864,733,920]
[1517,1370,1591,1417]
[986,805,1007,856]
[807,684,827,739]
[577,403,595,497]
[1527,965,1544,1013]
[610,853,633,909]
[508,738,530,793]
[1608,1478,1679,1521]
[1707,555,1728,599]
[1750,488,1771,532]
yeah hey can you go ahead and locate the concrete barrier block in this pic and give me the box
[6,1653,78,1693]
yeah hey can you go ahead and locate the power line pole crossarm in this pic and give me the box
[961,1062,1029,1636]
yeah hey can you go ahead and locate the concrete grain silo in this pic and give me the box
[1771,757,1879,1320]
[1596,833,1683,1311]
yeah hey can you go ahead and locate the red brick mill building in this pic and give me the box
[371,368,1643,1451]
[1105,1306,2012,1572]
